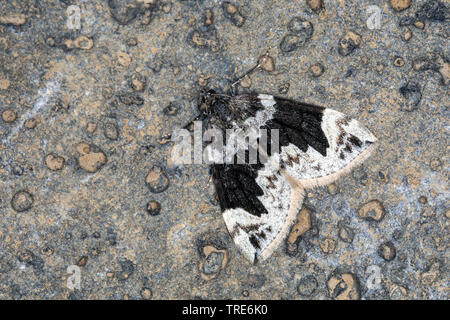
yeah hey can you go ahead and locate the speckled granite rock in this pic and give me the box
[0,0,448,300]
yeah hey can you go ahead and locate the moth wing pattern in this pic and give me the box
[269,97,378,188]
[212,161,304,263]
[210,94,377,263]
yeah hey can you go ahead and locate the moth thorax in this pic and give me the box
[209,98,233,122]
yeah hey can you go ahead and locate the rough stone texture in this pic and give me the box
[0,0,448,300]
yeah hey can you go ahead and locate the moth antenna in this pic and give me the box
[231,64,259,88]
[231,48,272,89]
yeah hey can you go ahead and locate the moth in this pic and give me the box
[195,90,377,264]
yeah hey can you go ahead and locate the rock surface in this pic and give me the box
[0,0,447,300]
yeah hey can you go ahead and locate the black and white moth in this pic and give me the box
[197,91,377,263]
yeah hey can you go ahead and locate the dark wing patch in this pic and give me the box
[264,97,329,156]
[212,162,268,217]
[249,234,261,249]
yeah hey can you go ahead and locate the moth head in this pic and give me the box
[199,89,233,124]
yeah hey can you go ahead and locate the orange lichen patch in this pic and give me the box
[389,0,411,12]
[1,109,17,123]
[421,262,441,286]
[131,76,145,91]
[0,78,10,90]
[224,2,238,14]
[117,51,132,67]
[205,8,214,25]
[239,74,252,88]
[86,122,97,134]
[62,36,94,50]
[198,203,211,214]
[76,142,91,155]
[320,238,336,254]
[357,200,385,221]
[0,13,27,26]
[199,245,229,281]
[439,62,449,85]
[121,123,137,143]
[413,21,425,29]
[287,206,311,244]
[389,285,408,299]
[327,272,360,300]
[338,31,361,56]
[191,31,207,47]
[306,0,323,11]
[24,118,37,129]
[146,170,161,185]
[74,36,94,50]
[45,154,65,171]
[0,37,8,51]
[258,54,275,72]
[78,152,107,173]
[145,165,169,193]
